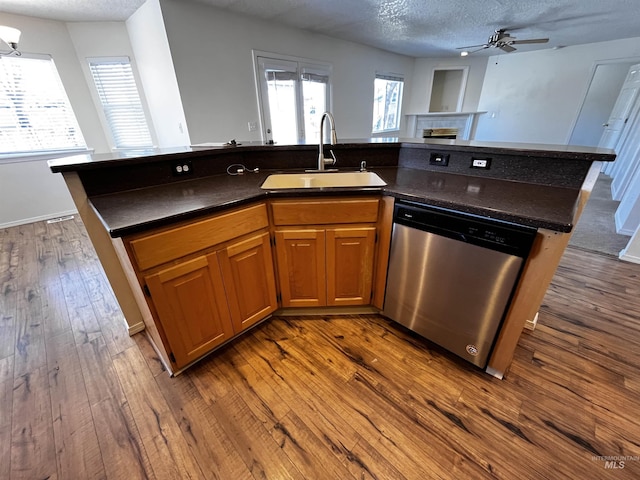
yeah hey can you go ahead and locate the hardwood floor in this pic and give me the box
[1,217,639,479]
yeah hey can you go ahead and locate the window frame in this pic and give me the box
[253,50,332,144]
[0,53,90,164]
[372,72,405,135]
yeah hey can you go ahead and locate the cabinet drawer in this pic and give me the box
[128,203,268,270]
[271,198,379,225]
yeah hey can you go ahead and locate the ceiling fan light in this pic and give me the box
[460,51,469,56]
[0,25,21,49]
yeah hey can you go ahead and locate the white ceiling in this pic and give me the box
[2,0,640,57]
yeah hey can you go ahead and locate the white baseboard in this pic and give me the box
[0,209,78,229]
[614,209,637,236]
[617,226,636,236]
[619,248,640,264]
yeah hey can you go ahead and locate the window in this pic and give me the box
[0,54,86,156]
[255,53,331,144]
[88,57,153,149]
[372,73,404,134]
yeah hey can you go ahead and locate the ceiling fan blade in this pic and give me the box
[510,38,549,45]
[498,44,517,53]
[456,43,488,50]
[466,45,490,55]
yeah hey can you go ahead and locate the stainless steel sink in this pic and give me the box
[260,171,387,189]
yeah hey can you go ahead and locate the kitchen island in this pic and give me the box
[49,139,615,377]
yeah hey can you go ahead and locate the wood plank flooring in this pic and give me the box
[1,217,639,479]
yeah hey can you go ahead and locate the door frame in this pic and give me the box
[252,49,333,144]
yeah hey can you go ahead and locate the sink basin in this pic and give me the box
[260,171,387,189]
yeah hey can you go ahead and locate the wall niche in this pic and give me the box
[429,67,469,112]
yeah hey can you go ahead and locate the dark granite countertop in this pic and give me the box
[380,168,579,230]
[89,167,581,237]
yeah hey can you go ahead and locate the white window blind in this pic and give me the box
[88,57,152,149]
[0,55,86,155]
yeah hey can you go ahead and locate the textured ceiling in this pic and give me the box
[2,0,640,57]
[0,0,146,23]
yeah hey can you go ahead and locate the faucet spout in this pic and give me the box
[318,112,337,171]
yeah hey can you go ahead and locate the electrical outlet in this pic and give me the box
[172,160,193,176]
[248,121,258,132]
[471,158,491,169]
[429,152,449,166]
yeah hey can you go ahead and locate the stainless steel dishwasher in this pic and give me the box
[383,200,537,369]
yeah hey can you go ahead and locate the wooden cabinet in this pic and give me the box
[121,196,393,372]
[271,198,380,308]
[125,203,277,370]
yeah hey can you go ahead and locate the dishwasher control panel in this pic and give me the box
[469,226,506,244]
[394,201,537,258]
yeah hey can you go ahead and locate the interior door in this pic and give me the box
[599,64,640,154]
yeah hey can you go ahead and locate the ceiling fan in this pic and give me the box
[457,28,549,56]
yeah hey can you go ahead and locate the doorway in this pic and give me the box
[567,59,640,260]
[569,62,632,147]
[253,52,332,145]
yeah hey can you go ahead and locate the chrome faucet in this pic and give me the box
[317,112,337,171]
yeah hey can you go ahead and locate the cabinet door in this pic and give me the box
[326,227,376,306]
[145,253,234,368]
[219,232,278,333]
[275,229,326,307]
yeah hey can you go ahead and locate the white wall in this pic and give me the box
[615,168,640,236]
[126,0,190,147]
[0,160,78,227]
[0,12,110,228]
[66,21,155,149]
[158,0,415,143]
[0,10,188,227]
[474,37,640,144]
[407,56,488,114]
[611,94,640,236]
[68,13,190,150]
